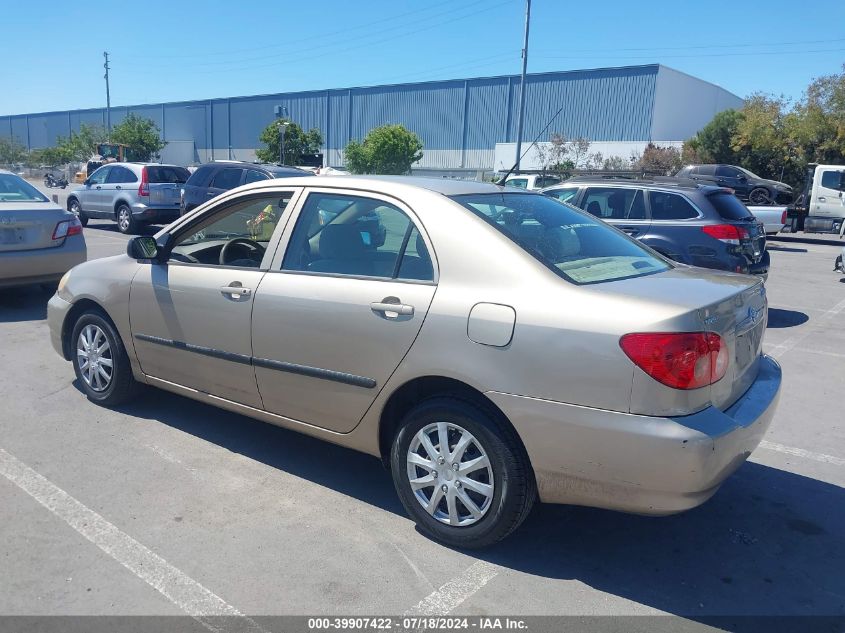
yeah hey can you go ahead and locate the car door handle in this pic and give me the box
[220,285,252,297]
[207,191,216,196]
[371,300,414,317]
[115,185,121,190]
[95,186,101,189]
[620,227,639,235]
[819,197,826,202]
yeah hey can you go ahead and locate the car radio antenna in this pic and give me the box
[496,102,566,186]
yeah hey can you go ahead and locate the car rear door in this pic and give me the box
[251,188,437,433]
[205,167,244,204]
[579,186,651,238]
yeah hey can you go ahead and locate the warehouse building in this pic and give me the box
[1,64,742,173]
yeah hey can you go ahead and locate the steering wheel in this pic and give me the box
[219,238,266,266]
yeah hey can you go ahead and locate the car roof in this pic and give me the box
[544,176,724,194]
[237,175,529,197]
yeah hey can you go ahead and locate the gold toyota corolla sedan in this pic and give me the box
[48,176,781,547]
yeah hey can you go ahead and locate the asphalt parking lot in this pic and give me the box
[1,187,844,627]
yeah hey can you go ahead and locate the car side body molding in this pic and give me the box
[133,333,377,389]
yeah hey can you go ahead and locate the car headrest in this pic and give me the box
[539,227,580,259]
[586,201,602,216]
[318,224,367,259]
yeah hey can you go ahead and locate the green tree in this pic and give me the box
[28,146,72,168]
[110,114,166,161]
[345,124,423,174]
[685,109,743,164]
[255,119,323,165]
[0,137,27,165]
[59,123,108,162]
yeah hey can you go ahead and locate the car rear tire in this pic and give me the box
[116,204,138,234]
[390,397,536,548]
[748,187,771,205]
[68,198,88,227]
[70,310,142,406]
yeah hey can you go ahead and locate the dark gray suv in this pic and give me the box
[542,178,769,277]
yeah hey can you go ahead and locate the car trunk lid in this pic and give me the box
[0,203,72,252]
[145,166,190,206]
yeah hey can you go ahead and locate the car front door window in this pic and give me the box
[211,168,244,190]
[170,193,295,267]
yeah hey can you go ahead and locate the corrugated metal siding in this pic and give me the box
[2,65,733,170]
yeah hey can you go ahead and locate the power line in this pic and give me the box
[535,36,845,54]
[534,47,845,61]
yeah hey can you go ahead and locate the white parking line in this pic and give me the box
[0,447,267,633]
[768,296,845,359]
[760,441,845,467]
[404,560,499,616]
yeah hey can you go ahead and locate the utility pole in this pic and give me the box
[514,0,531,172]
[103,52,112,140]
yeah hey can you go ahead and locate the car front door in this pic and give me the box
[128,189,300,408]
[104,166,136,212]
[80,166,110,216]
[813,168,845,220]
[251,189,437,433]
[715,166,748,197]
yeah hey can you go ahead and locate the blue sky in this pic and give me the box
[2,0,843,115]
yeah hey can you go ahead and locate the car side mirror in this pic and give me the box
[127,236,158,260]
[83,178,91,186]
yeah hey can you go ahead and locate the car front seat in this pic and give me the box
[308,224,374,276]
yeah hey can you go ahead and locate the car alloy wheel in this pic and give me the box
[406,421,495,527]
[76,324,114,392]
[749,187,770,205]
[118,208,131,232]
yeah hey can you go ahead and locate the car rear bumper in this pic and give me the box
[487,354,781,515]
[0,235,86,289]
[130,202,181,224]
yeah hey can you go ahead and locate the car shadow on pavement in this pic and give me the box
[478,464,844,622]
[765,245,808,253]
[0,285,52,322]
[114,389,406,516]
[766,308,809,328]
[83,221,158,236]
[116,388,843,621]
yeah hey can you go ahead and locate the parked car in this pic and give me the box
[543,178,769,277]
[0,170,85,289]
[747,205,788,236]
[676,164,793,206]
[180,161,312,215]
[48,176,781,548]
[504,173,563,190]
[67,163,191,234]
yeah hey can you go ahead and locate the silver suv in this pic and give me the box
[67,163,191,234]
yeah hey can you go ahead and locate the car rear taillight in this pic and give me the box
[781,210,788,225]
[620,332,728,390]
[52,216,83,240]
[701,224,749,245]
[138,167,149,197]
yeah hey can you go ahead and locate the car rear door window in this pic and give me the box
[146,166,190,183]
[582,187,644,220]
[106,166,137,183]
[698,165,717,176]
[211,168,244,190]
[716,166,741,178]
[244,169,271,184]
[282,192,433,281]
[186,165,215,187]
[649,192,699,220]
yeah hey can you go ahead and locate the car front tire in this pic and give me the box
[748,187,771,205]
[70,310,142,406]
[390,397,536,548]
[68,198,88,227]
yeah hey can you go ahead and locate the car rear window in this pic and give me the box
[186,165,215,187]
[707,192,754,220]
[0,174,48,202]
[146,166,190,184]
[450,193,670,285]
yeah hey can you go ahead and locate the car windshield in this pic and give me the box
[451,193,671,285]
[738,166,762,180]
[0,174,49,202]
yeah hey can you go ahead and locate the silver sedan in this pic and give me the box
[47,176,781,548]
[0,171,86,289]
